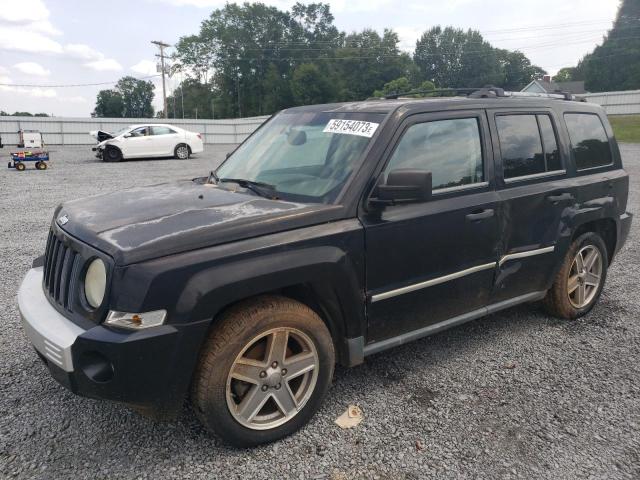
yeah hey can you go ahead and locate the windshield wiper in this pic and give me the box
[207,170,219,184]
[217,177,278,199]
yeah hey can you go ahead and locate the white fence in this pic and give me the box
[582,90,640,115]
[0,115,270,146]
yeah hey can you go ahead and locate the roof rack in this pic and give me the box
[383,86,585,102]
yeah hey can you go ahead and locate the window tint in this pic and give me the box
[496,115,545,178]
[385,118,483,190]
[537,115,561,171]
[564,113,612,170]
[151,126,176,135]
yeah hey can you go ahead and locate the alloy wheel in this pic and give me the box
[225,327,319,430]
[567,245,603,309]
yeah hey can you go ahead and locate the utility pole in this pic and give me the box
[151,40,170,119]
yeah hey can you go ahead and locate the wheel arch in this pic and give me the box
[571,217,617,263]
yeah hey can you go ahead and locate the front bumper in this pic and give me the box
[18,268,209,416]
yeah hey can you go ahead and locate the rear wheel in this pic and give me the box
[36,161,47,170]
[174,144,190,160]
[103,146,122,162]
[191,296,335,447]
[15,162,25,171]
[543,232,608,319]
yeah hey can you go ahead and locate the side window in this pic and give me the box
[496,115,544,178]
[385,118,483,190]
[130,127,148,137]
[564,113,612,170]
[497,114,562,179]
[151,126,176,135]
[537,115,561,171]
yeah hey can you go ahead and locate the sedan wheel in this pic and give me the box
[175,144,189,159]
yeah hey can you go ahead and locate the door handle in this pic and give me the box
[465,209,494,222]
[546,192,573,203]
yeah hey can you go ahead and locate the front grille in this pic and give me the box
[43,229,81,312]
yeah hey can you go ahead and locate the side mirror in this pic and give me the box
[123,133,132,138]
[375,169,432,205]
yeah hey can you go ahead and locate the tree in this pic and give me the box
[291,63,334,105]
[166,78,215,119]
[93,89,124,117]
[93,77,154,118]
[414,26,544,89]
[579,0,640,91]
[553,67,577,83]
[116,77,155,118]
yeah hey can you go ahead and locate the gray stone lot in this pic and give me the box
[0,144,638,479]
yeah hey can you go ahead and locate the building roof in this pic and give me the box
[521,79,587,94]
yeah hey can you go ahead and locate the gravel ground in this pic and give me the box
[0,144,639,480]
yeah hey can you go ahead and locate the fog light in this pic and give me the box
[105,310,166,330]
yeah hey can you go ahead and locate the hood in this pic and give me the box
[55,180,340,265]
[90,130,115,142]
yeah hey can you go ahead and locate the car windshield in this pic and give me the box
[114,127,132,137]
[215,111,385,203]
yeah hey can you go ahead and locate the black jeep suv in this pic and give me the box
[19,89,632,446]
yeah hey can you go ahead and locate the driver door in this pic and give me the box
[123,126,152,157]
[361,111,501,344]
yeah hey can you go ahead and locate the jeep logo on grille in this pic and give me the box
[58,214,69,226]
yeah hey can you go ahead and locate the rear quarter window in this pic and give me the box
[564,113,612,170]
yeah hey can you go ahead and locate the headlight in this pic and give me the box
[84,258,106,308]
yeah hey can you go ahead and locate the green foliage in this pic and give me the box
[0,111,49,116]
[553,67,577,83]
[93,89,125,117]
[93,77,154,118]
[291,63,334,105]
[169,2,546,118]
[166,78,215,119]
[414,26,545,90]
[579,0,640,91]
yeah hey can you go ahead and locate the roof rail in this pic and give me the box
[383,86,584,102]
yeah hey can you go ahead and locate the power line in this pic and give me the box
[0,75,160,88]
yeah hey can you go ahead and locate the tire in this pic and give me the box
[174,144,190,160]
[36,161,47,170]
[103,146,122,162]
[191,295,335,447]
[15,162,25,171]
[543,232,608,319]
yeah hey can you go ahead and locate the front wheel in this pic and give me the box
[103,146,122,162]
[191,296,335,447]
[543,232,608,319]
[15,162,25,171]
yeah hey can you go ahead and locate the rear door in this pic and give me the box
[150,126,181,155]
[489,109,574,303]
[361,110,501,344]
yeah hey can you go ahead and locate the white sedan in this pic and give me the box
[90,124,204,162]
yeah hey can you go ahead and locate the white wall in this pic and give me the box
[0,115,270,146]
[581,90,640,115]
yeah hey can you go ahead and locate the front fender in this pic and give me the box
[110,219,366,359]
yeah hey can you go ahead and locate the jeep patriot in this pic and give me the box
[18,88,633,446]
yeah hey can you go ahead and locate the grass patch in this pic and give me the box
[609,115,640,143]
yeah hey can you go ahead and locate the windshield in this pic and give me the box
[114,126,132,137]
[215,111,385,203]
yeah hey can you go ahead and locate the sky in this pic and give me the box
[0,0,621,117]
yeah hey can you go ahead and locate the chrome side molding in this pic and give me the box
[370,245,555,303]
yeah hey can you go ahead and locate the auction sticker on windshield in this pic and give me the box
[323,119,380,138]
